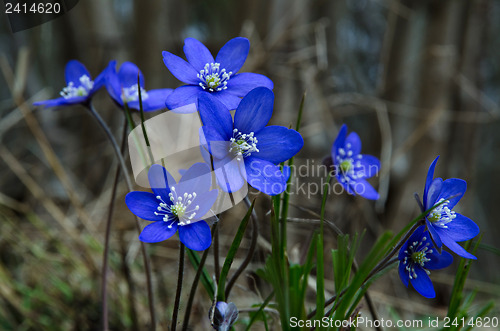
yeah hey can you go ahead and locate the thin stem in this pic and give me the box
[366,220,424,281]
[181,224,218,331]
[171,243,185,331]
[88,103,156,329]
[101,117,128,331]
[225,197,259,299]
[87,103,133,189]
[214,226,220,283]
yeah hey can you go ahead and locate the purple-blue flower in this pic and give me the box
[199,87,303,196]
[125,163,218,251]
[398,225,453,298]
[34,60,104,108]
[209,301,239,331]
[105,61,173,111]
[422,156,480,259]
[331,124,380,200]
[162,37,273,112]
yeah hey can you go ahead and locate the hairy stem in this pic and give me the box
[181,223,218,331]
[171,243,186,331]
[101,117,128,331]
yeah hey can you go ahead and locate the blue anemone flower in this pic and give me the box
[105,61,173,111]
[199,87,303,196]
[399,226,453,298]
[209,301,239,331]
[331,124,380,200]
[125,163,218,251]
[34,60,104,108]
[422,156,480,259]
[162,37,273,112]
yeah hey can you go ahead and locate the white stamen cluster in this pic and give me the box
[335,143,363,183]
[402,236,433,280]
[229,128,259,161]
[121,84,149,103]
[60,75,94,99]
[428,198,456,228]
[153,187,199,227]
[197,62,232,92]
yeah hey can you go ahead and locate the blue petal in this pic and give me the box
[178,162,213,194]
[407,225,426,244]
[255,126,303,164]
[162,51,199,85]
[436,178,466,210]
[198,93,233,140]
[178,221,212,251]
[435,214,479,242]
[165,85,201,112]
[426,220,443,249]
[439,232,477,259]
[411,266,435,298]
[211,91,243,110]
[191,189,219,219]
[244,157,286,195]
[92,69,106,92]
[65,60,91,85]
[337,176,354,195]
[426,250,453,270]
[234,87,274,133]
[141,88,173,111]
[214,155,246,193]
[183,38,214,71]
[355,155,380,179]
[398,235,411,261]
[226,73,274,96]
[125,191,164,222]
[352,178,379,200]
[118,62,145,88]
[398,261,409,287]
[215,37,250,73]
[139,221,178,243]
[34,96,87,108]
[104,60,122,106]
[345,132,362,155]
[148,164,176,199]
[200,126,230,159]
[426,178,443,209]
[424,156,440,208]
[331,125,348,159]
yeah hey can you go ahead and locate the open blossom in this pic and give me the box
[162,37,273,112]
[105,61,173,111]
[330,124,380,200]
[34,60,104,108]
[198,87,303,196]
[125,163,218,251]
[422,156,480,259]
[399,226,453,298]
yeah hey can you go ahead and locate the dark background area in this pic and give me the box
[0,0,499,329]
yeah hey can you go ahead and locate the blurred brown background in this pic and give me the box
[1,0,499,330]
